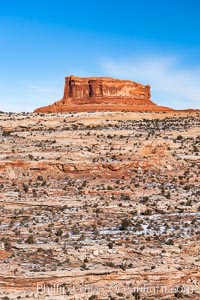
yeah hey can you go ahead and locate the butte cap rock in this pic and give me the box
[34,75,172,113]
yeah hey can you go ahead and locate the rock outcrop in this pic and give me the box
[1,111,200,299]
[34,75,172,113]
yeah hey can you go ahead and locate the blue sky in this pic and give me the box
[0,0,200,111]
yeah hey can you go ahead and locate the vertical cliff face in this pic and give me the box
[34,75,172,113]
[63,75,151,100]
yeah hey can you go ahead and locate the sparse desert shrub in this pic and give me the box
[120,218,132,230]
[108,242,113,249]
[165,238,174,246]
[26,235,34,244]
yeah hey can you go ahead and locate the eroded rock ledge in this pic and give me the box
[34,75,172,113]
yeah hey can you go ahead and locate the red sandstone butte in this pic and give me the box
[34,75,172,113]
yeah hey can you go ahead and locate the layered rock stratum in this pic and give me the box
[0,110,200,299]
[34,75,172,113]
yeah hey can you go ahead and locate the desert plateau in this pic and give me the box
[1,1,200,299]
[0,101,199,299]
